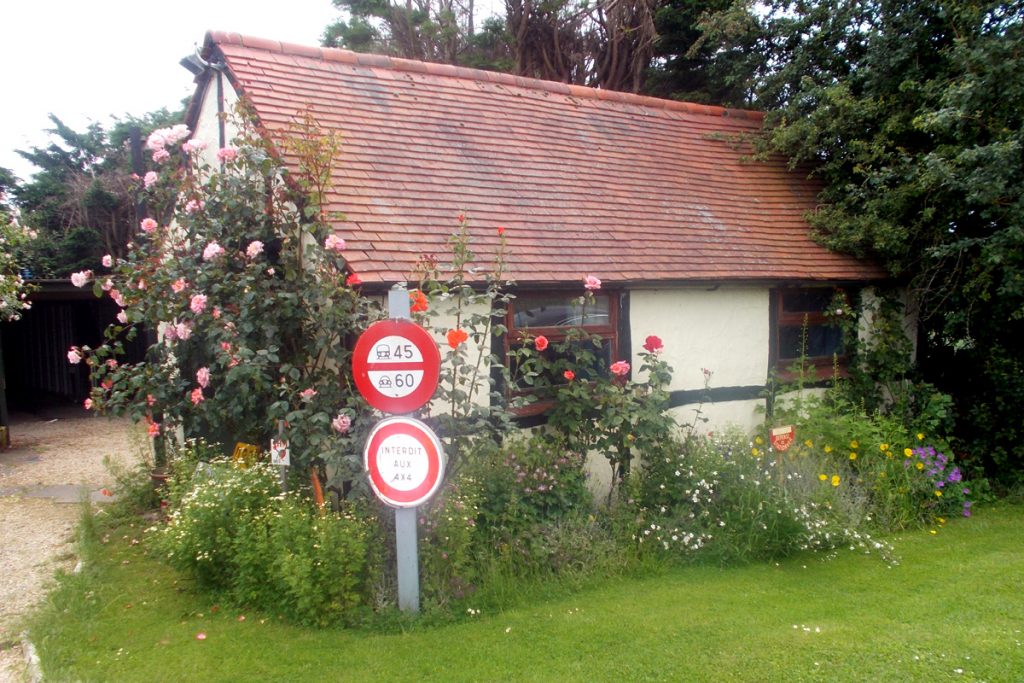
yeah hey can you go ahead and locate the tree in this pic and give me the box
[12,108,183,278]
[699,0,1024,481]
[644,0,758,104]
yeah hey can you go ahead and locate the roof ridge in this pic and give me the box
[205,30,764,123]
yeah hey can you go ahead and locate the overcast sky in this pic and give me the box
[0,0,340,183]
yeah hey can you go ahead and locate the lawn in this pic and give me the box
[30,504,1024,682]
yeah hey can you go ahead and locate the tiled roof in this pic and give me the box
[195,31,888,285]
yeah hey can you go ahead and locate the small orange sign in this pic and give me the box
[770,425,795,452]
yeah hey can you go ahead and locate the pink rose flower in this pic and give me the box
[190,294,207,314]
[610,360,631,377]
[246,240,264,259]
[146,394,156,407]
[196,367,210,388]
[101,278,113,292]
[161,322,178,341]
[182,139,207,154]
[534,335,549,351]
[202,242,224,261]
[146,130,166,151]
[102,255,113,268]
[83,398,93,410]
[152,148,170,163]
[324,234,346,253]
[143,171,159,188]
[67,348,83,364]
[185,199,205,214]
[116,309,128,324]
[300,388,318,402]
[190,387,204,405]
[109,289,125,307]
[332,413,352,434]
[171,278,188,293]
[216,147,238,163]
[211,307,221,320]
[70,270,92,288]
[140,217,158,233]
[584,275,602,291]
[147,420,161,437]
[175,322,192,340]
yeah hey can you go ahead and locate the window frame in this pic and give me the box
[502,289,623,416]
[770,287,851,382]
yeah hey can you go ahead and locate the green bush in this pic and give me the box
[155,460,372,625]
[156,461,280,588]
[630,428,894,565]
[469,434,590,548]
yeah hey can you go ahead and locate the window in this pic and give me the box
[772,288,849,380]
[504,291,621,415]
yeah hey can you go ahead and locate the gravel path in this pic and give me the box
[0,409,140,682]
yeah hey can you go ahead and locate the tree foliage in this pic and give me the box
[12,108,183,277]
[699,0,1024,480]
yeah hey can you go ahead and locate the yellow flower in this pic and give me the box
[818,474,827,481]
[831,475,841,487]
[917,433,925,441]
[755,436,764,445]
[929,529,938,535]
[935,490,943,497]
[904,448,913,457]
[804,439,814,448]
[880,443,889,452]
[751,447,761,457]
[849,452,857,461]
[824,445,833,453]
[937,517,946,524]
[916,462,924,470]
[850,440,859,449]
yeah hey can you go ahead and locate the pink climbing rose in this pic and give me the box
[324,234,346,254]
[196,367,210,388]
[190,294,207,314]
[610,360,631,376]
[202,242,224,261]
[332,413,352,434]
[584,275,602,290]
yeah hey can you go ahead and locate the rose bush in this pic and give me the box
[73,114,379,482]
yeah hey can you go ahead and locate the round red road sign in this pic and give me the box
[352,319,441,414]
[364,417,445,508]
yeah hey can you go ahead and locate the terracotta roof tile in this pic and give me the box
[197,31,888,284]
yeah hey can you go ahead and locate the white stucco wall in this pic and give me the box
[630,286,769,432]
[191,71,240,165]
[630,286,769,391]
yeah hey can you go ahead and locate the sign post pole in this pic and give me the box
[388,285,419,613]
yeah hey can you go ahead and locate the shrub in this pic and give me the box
[630,428,894,565]
[155,460,372,625]
[417,476,481,606]
[156,461,281,588]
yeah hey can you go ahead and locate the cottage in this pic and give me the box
[184,31,890,435]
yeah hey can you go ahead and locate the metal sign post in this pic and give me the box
[388,287,420,613]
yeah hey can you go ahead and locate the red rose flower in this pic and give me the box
[642,335,664,354]
[534,335,549,351]
[410,290,428,313]
[447,328,469,349]
[563,370,575,381]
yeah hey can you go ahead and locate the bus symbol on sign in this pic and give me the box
[352,320,441,414]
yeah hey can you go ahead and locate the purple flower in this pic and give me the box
[947,468,962,483]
